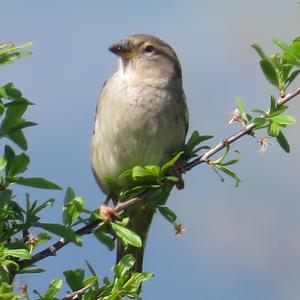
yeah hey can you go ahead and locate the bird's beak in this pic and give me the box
[109,40,135,60]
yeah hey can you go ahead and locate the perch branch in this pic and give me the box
[15,86,300,275]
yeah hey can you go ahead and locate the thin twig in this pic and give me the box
[62,283,94,300]
[184,87,300,171]
[15,86,300,275]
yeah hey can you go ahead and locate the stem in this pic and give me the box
[184,87,300,171]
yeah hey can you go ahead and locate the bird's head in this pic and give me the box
[109,34,182,85]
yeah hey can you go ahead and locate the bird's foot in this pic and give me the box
[100,197,119,221]
[170,163,186,190]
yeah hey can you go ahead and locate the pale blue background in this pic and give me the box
[1,1,300,299]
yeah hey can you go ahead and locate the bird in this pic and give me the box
[91,34,189,272]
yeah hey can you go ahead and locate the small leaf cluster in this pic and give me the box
[185,131,241,187]
[209,144,241,187]
[33,255,153,300]
[0,42,67,285]
[103,131,213,231]
[0,41,32,67]
[103,151,185,201]
[234,95,296,153]
[253,37,300,96]
[214,37,300,186]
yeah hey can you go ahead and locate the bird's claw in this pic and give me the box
[100,202,119,221]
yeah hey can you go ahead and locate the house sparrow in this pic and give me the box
[91,34,189,271]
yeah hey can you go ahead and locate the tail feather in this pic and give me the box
[116,203,155,272]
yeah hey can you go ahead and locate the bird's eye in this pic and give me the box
[144,44,154,53]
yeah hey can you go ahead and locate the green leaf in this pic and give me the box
[271,115,296,125]
[0,190,12,208]
[286,69,300,87]
[0,267,9,284]
[8,153,30,177]
[221,150,241,166]
[252,44,269,60]
[132,166,156,179]
[185,130,201,157]
[3,248,31,260]
[83,276,98,287]
[6,121,37,133]
[272,38,290,52]
[33,198,55,215]
[0,156,7,170]
[0,105,27,132]
[213,142,230,164]
[4,145,15,176]
[260,59,279,87]
[252,108,266,114]
[235,97,248,123]
[215,165,241,187]
[158,206,177,224]
[161,151,184,175]
[144,165,161,177]
[165,175,179,182]
[0,83,22,99]
[113,254,136,278]
[6,129,28,150]
[252,117,267,127]
[111,222,142,248]
[63,197,84,226]
[0,41,32,66]
[64,187,75,204]
[35,223,82,246]
[14,177,62,190]
[118,169,133,180]
[0,103,4,115]
[44,278,63,299]
[268,121,281,137]
[282,63,293,82]
[270,95,277,113]
[276,131,290,153]
[290,40,300,58]
[4,97,33,107]
[93,229,115,251]
[0,282,21,299]
[18,267,45,274]
[198,135,214,143]
[269,105,288,117]
[122,272,154,290]
[63,269,85,291]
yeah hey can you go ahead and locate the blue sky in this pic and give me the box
[1,1,300,299]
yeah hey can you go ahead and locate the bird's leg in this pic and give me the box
[169,163,186,190]
[100,195,119,221]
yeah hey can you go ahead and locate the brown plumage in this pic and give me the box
[91,34,189,271]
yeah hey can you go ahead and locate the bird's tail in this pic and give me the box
[116,203,155,272]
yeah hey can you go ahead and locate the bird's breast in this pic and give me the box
[91,75,186,194]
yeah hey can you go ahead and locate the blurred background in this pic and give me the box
[1,1,300,299]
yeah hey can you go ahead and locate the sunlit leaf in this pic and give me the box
[14,177,62,190]
[111,222,142,248]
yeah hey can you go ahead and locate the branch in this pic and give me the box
[184,87,300,171]
[62,283,94,300]
[15,86,300,275]
[17,190,152,271]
